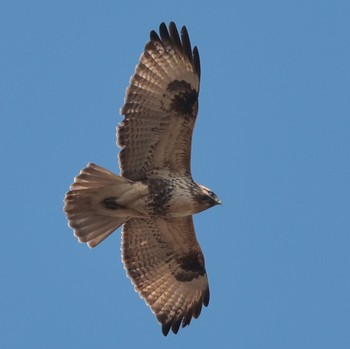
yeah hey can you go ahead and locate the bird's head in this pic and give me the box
[197,184,222,208]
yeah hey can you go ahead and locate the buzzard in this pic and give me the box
[64,22,221,335]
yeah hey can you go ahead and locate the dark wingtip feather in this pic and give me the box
[182,308,194,328]
[203,286,210,307]
[171,317,183,334]
[180,25,193,63]
[168,21,182,52]
[159,21,170,42]
[162,323,171,336]
[193,46,201,79]
[193,301,203,319]
[150,29,161,42]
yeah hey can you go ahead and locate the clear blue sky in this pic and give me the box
[1,1,349,348]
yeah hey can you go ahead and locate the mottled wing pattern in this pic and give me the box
[118,22,201,180]
[122,216,209,335]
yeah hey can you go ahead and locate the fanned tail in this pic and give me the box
[64,163,136,248]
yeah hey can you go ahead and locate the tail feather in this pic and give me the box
[78,217,126,248]
[64,163,136,248]
[68,163,126,189]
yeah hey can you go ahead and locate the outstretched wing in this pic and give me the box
[122,216,209,336]
[118,22,200,181]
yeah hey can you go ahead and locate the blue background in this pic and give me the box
[1,1,349,348]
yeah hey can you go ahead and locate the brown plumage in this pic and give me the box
[64,22,220,336]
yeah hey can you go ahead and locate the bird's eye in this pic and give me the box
[208,190,214,197]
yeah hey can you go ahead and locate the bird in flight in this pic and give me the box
[64,22,221,336]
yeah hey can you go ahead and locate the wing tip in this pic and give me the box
[158,286,210,335]
[193,46,201,80]
[150,29,160,42]
[203,285,210,307]
[162,323,171,336]
[148,21,200,79]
